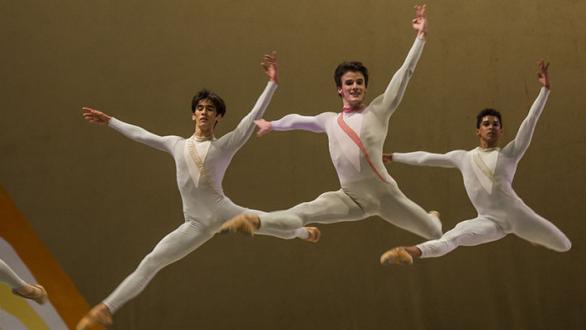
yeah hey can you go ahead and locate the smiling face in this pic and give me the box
[338,71,367,109]
[476,115,503,148]
[192,99,222,133]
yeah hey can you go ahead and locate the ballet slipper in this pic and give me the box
[302,227,321,243]
[76,303,113,330]
[219,214,260,236]
[380,247,413,265]
[12,284,48,305]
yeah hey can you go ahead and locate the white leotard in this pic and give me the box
[393,87,571,257]
[258,37,442,240]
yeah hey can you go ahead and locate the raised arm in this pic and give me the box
[392,150,464,168]
[370,4,427,120]
[220,52,279,149]
[502,60,551,159]
[82,107,178,153]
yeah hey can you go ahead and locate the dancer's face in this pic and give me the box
[476,115,502,146]
[338,71,366,108]
[192,99,222,131]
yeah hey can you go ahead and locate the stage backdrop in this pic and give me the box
[1,0,585,329]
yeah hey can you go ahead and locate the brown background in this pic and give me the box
[1,0,585,329]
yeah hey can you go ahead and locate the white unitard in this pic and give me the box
[393,87,571,258]
[100,81,307,313]
[0,258,27,289]
[258,37,442,240]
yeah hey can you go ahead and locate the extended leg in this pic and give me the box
[378,185,442,240]
[221,205,320,242]
[221,190,365,235]
[77,221,214,330]
[0,258,27,288]
[0,258,47,304]
[511,207,571,252]
[381,217,505,265]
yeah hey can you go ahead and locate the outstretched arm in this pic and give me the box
[503,60,551,159]
[370,4,427,121]
[392,150,464,168]
[258,112,331,136]
[82,107,178,153]
[221,52,279,148]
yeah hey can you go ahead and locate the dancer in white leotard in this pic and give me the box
[221,5,442,244]
[76,53,320,330]
[380,60,571,266]
[0,258,47,304]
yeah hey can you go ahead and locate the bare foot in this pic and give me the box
[12,284,48,304]
[219,214,260,236]
[76,303,113,330]
[380,247,414,265]
[302,227,321,243]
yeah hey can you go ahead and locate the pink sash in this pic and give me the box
[336,113,388,183]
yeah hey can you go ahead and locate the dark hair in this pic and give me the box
[476,108,502,128]
[334,61,369,89]
[191,89,226,117]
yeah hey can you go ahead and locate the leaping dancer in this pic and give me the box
[380,60,571,266]
[221,5,442,248]
[76,53,319,330]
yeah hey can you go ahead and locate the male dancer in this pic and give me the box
[380,60,571,265]
[222,5,442,244]
[1,258,47,304]
[77,53,319,329]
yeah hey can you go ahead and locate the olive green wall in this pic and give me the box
[1,0,585,329]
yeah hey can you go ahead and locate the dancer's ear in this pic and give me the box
[214,115,222,128]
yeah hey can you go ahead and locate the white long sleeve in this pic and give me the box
[370,36,426,121]
[270,112,332,133]
[392,150,464,168]
[108,117,180,154]
[219,81,278,150]
[502,87,550,160]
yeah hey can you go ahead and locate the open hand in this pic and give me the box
[261,51,279,84]
[537,59,550,89]
[82,107,111,125]
[412,4,427,37]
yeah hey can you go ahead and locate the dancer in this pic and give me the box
[76,53,320,330]
[380,60,571,265]
[221,5,442,244]
[1,258,47,304]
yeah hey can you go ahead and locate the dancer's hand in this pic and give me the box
[412,4,427,38]
[82,107,111,125]
[537,59,550,89]
[261,51,279,84]
[255,119,273,137]
[382,153,393,164]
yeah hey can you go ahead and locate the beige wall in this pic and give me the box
[1,0,585,329]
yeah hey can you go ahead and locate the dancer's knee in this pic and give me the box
[136,253,166,276]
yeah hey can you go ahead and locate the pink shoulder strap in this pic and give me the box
[336,113,388,183]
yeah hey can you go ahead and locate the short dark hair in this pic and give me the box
[334,61,369,89]
[476,108,502,128]
[191,89,226,117]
